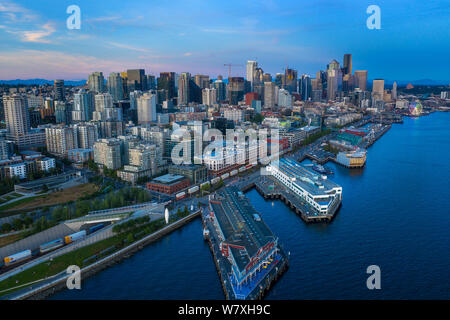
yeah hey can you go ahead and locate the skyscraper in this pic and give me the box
[158,72,176,100]
[202,88,217,106]
[229,77,245,105]
[107,72,124,102]
[264,82,275,109]
[73,89,94,121]
[283,68,297,93]
[354,71,368,91]
[137,93,157,124]
[127,69,146,92]
[194,75,210,89]
[88,72,105,93]
[343,54,352,75]
[372,79,385,100]
[300,75,312,101]
[4,94,30,136]
[214,80,227,102]
[392,81,397,100]
[55,101,72,124]
[178,72,191,105]
[54,79,65,101]
[246,61,257,91]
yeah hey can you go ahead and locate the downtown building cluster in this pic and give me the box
[1,56,446,188]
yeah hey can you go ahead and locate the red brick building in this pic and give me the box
[146,174,190,195]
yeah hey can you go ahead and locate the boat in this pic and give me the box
[312,164,334,175]
[203,227,210,240]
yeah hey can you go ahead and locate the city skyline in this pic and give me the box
[0,1,449,81]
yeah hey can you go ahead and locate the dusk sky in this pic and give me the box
[0,0,449,81]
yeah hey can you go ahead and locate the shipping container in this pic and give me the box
[188,186,199,194]
[39,238,64,253]
[64,230,87,244]
[175,191,186,200]
[200,182,210,188]
[4,249,32,266]
[89,223,105,234]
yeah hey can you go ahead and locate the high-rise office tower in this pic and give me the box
[282,68,298,93]
[137,93,157,124]
[88,72,105,93]
[178,72,191,105]
[127,69,146,92]
[392,81,397,100]
[264,82,275,109]
[214,80,227,102]
[372,79,385,100]
[158,72,176,100]
[4,94,30,136]
[54,79,65,101]
[120,72,129,98]
[107,72,124,102]
[275,73,283,87]
[229,77,245,105]
[194,75,210,89]
[327,60,342,100]
[354,70,368,91]
[300,75,312,101]
[342,74,354,93]
[246,61,257,91]
[263,73,272,83]
[343,54,352,75]
[146,75,156,90]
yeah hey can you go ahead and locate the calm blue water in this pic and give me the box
[51,112,450,300]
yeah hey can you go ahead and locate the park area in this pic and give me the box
[0,183,99,213]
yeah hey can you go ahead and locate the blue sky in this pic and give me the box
[0,0,449,81]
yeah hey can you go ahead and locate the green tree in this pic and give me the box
[1,223,12,233]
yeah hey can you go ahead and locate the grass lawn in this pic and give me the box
[0,183,99,213]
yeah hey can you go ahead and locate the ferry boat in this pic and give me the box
[312,164,334,175]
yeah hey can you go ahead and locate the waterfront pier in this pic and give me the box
[202,187,288,300]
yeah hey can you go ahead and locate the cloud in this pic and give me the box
[10,23,56,43]
[106,41,151,53]
[184,52,192,56]
[0,1,39,23]
[0,49,186,79]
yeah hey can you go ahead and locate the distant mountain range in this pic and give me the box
[372,79,449,87]
[0,79,87,86]
[0,78,448,87]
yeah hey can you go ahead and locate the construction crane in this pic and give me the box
[224,63,243,104]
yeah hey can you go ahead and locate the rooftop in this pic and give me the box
[273,158,341,197]
[210,187,276,273]
[151,173,186,185]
